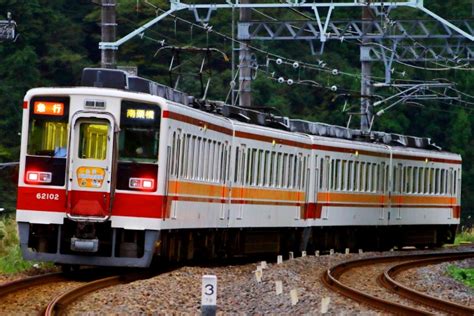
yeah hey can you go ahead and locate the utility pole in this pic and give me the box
[239,0,252,107]
[360,1,373,133]
[101,0,117,68]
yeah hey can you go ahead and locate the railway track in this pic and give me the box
[0,268,156,315]
[322,251,474,315]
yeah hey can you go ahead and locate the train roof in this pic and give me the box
[73,68,453,156]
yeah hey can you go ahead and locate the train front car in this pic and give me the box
[16,88,164,267]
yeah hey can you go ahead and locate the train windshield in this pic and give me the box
[119,101,160,163]
[27,97,69,157]
[28,119,68,157]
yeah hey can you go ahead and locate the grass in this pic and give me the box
[447,265,474,289]
[454,231,474,245]
[0,216,45,274]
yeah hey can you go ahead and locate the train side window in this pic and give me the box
[340,160,346,191]
[252,149,258,186]
[424,167,429,194]
[245,148,252,185]
[220,145,228,183]
[448,168,454,195]
[430,168,435,194]
[348,161,354,191]
[240,147,246,185]
[405,166,413,193]
[418,167,425,193]
[453,169,458,196]
[440,169,446,194]
[173,132,180,177]
[359,162,366,192]
[256,149,263,186]
[372,164,378,193]
[276,152,282,187]
[354,161,360,192]
[286,154,293,188]
[291,155,297,188]
[301,156,307,190]
[234,149,240,183]
[378,162,385,193]
[270,151,276,186]
[335,160,341,191]
[434,168,439,194]
[319,158,324,190]
[366,162,371,192]
[180,134,187,178]
[329,159,334,191]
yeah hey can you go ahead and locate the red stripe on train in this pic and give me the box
[16,187,166,218]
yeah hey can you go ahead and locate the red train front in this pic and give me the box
[16,74,165,267]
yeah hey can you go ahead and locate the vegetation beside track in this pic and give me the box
[0,216,52,274]
[447,265,474,289]
[454,231,474,245]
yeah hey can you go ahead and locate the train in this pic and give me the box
[16,68,461,267]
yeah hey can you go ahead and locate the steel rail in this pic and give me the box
[44,271,153,316]
[321,251,474,315]
[0,272,65,298]
[380,254,474,316]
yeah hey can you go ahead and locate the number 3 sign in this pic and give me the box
[201,275,217,316]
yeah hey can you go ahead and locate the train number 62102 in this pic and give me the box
[36,193,60,201]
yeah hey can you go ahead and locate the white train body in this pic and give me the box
[17,82,461,267]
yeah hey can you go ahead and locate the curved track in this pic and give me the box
[0,272,65,298]
[380,255,474,315]
[322,251,474,315]
[44,271,154,316]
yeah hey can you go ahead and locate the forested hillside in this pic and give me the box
[0,0,472,221]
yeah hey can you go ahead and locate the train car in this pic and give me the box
[16,68,461,267]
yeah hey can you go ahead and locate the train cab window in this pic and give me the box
[28,120,68,156]
[27,97,70,157]
[119,101,160,163]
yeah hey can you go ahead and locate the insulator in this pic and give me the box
[332,69,339,75]
[276,58,283,65]
[292,62,299,69]
[277,77,285,83]
[287,79,294,85]
[330,85,338,92]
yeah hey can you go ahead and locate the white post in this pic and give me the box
[277,255,283,264]
[321,297,331,314]
[289,251,294,259]
[302,251,307,257]
[275,281,283,295]
[201,275,217,316]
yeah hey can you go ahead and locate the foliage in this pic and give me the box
[454,231,474,245]
[447,265,474,289]
[0,217,34,273]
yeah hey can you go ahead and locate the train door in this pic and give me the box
[67,113,116,220]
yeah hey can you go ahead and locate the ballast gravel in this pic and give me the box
[397,257,474,307]
[1,246,471,314]
[67,253,370,314]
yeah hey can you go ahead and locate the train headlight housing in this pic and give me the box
[26,171,52,184]
[129,177,155,191]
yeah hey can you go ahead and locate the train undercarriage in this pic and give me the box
[18,220,457,268]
